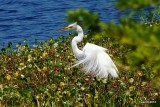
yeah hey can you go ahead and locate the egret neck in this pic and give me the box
[71,25,84,60]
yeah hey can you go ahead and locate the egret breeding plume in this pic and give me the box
[57,22,118,78]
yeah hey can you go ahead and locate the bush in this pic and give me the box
[0,34,159,106]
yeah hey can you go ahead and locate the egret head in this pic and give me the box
[57,22,77,32]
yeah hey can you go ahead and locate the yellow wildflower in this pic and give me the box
[42,51,48,57]
[6,74,11,80]
[14,85,19,88]
[21,46,26,50]
[60,82,65,86]
[15,72,19,77]
[137,71,142,76]
[129,86,135,91]
[42,72,46,77]
[49,38,53,43]
[43,66,47,71]
[154,93,158,97]
[80,87,85,91]
[37,67,41,72]
[150,24,152,27]
[20,62,24,66]
[18,66,22,71]
[28,54,32,59]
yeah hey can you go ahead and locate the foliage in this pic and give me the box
[140,6,160,26]
[102,4,160,92]
[66,9,101,36]
[116,0,160,10]
[0,35,159,106]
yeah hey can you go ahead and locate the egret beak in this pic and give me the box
[56,26,71,32]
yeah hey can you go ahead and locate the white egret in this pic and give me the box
[57,22,118,78]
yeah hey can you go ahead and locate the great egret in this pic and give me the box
[57,22,118,78]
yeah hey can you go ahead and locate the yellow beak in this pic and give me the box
[56,26,71,32]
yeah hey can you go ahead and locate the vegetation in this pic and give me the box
[0,36,158,107]
[0,0,160,107]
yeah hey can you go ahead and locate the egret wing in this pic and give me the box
[74,43,118,78]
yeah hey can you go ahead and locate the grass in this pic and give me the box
[0,34,159,107]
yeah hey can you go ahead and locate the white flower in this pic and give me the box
[54,42,58,48]
[21,74,24,78]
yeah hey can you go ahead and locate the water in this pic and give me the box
[0,0,123,49]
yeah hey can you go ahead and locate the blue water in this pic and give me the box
[0,0,123,49]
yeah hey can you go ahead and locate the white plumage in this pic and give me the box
[57,22,118,78]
